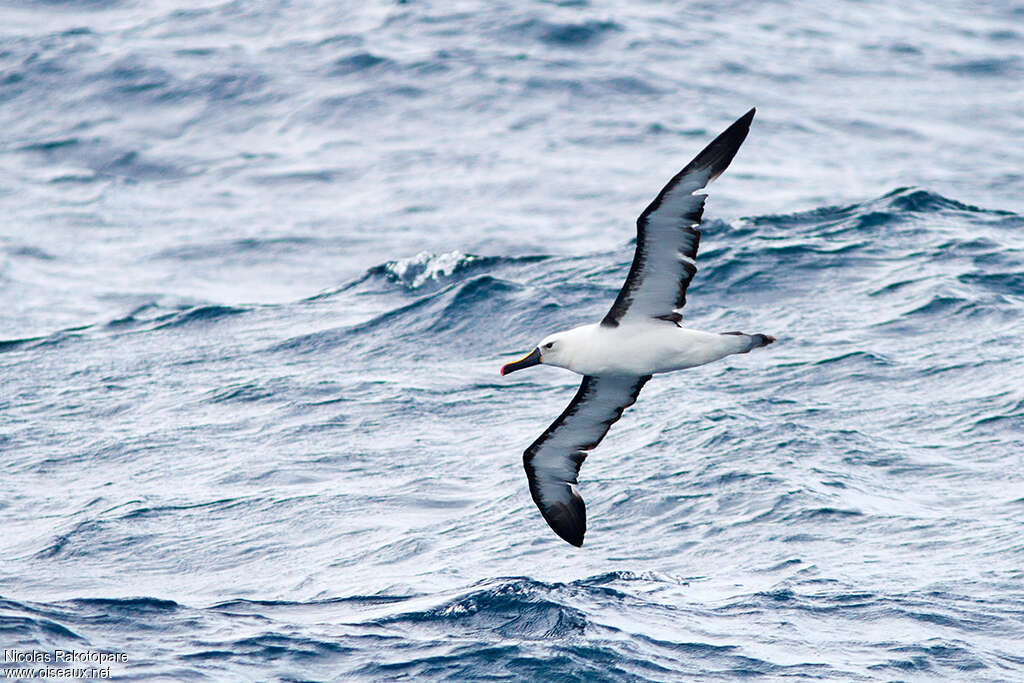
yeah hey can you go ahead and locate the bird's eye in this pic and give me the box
[543,342,554,350]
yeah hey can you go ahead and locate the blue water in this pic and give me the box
[2,1,1023,680]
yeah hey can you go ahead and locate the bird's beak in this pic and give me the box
[501,348,542,376]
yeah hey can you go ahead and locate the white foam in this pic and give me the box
[384,250,481,288]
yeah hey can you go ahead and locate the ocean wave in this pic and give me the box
[0,302,252,356]
[151,236,322,261]
[12,135,192,182]
[141,304,250,331]
[0,613,85,644]
[505,18,624,47]
[938,56,1023,77]
[330,51,393,76]
[691,188,1022,313]
[378,578,588,639]
[276,273,540,357]
[372,250,490,290]
[312,250,551,297]
[751,187,1012,231]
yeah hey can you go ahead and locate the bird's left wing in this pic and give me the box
[602,108,755,327]
[523,374,650,546]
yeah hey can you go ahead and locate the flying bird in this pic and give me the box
[501,108,774,547]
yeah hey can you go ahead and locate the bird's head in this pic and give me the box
[500,332,572,375]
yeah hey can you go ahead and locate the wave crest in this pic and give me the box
[373,250,487,289]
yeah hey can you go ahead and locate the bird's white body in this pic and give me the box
[539,322,763,377]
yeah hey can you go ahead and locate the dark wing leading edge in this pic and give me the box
[602,108,755,327]
[523,374,650,546]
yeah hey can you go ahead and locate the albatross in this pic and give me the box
[501,108,774,547]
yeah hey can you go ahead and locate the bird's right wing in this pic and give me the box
[523,374,650,546]
[602,108,755,327]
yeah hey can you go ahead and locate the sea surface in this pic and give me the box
[2,1,1023,680]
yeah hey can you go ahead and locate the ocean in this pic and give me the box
[2,0,1022,680]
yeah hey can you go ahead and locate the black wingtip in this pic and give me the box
[559,525,585,547]
[684,107,757,183]
[541,498,587,547]
[735,107,756,128]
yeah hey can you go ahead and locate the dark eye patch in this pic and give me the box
[543,342,554,349]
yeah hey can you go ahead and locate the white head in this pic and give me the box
[500,329,579,375]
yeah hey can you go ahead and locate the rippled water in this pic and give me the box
[2,1,1023,680]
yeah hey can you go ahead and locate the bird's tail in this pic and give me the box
[722,331,776,354]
